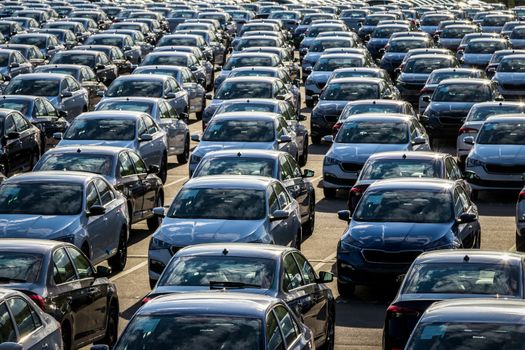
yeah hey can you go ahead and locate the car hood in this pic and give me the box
[154,218,267,246]
[427,101,477,114]
[0,215,80,239]
[194,140,275,157]
[344,221,453,250]
[57,139,136,149]
[330,143,409,162]
[313,100,351,114]
[399,73,429,83]
[472,144,525,162]
[307,71,333,82]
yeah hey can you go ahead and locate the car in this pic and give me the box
[336,178,480,296]
[420,12,455,35]
[74,45,133,76]
[6,17,40,33]
[383,250,525,350]
[0,48,32,79]
[0,44,48,67]
[0,20,25,41]
[146,244,335,348]
[102,74,189,117]
[101,292,314,350]
[456,101,525,163]
[69,10,111,30]
[460,38,510,69]
[43,21,91,43]
[349,151,469,210]
[421,78,503,140]
[155,34,213,64]
[9,33,64,59]
[326,66,395,86]
[456,32,503,56]
[301,36,356,77]
[510,25,525,49]
[148,176,303,282]
[418,67,487,114]
[486,49,525,78]
[379,37,434,77]
[193,150,316,235]
[35,28,78,50]
[340,9,370,31]
[481,13,516,33]
[322,114,431,198]
[243,46,300,81]
[48,50,117,86]
[295,13,336,43]
[437,24,480,51]
[357,13,398,40]
[190,112,299,175]
[176,29,227,64]
[404,299,525,349]
[83,33,142,65]
[0,239,119,350]
[0,287,62,350]
[3,73,89,119]
[0,171,129,271]
[311,77,400,144]
[465,115,525,196]
[491,54,525,100]
[367,24,411,59]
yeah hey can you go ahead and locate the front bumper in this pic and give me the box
[465,165,524,190]
[323,164,361,189]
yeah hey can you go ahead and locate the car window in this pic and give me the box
[100,53,110,65]
[445,157,455,179]
[267,309,285,350]
[143,116,158,134]
[286,155,302,178]
[165,102,178,119]
[67,247,94,279]
[453,188,464,217]
[158,101,171,119]
[293,252,316,285]
[168,78,181,93]
[33,99,47,117]
[119,152,136,177]
[86,182,101,208]
[136,117,147,136]
[280,156,293,180]
[52,248,77,284]
[457,186,470,211]
[42,99,58,117]
[269,187,279,214]
[95,178,114,205]
[283,253,303,291]
[274,182,290,209]
[128,151,147,174]
[7,298,40,339]
[67,77,80,92]
[0,302,16,343]
[4,116,15,135]
[13,114,29,132]
[274,305,299,346]
[61,79,70,92]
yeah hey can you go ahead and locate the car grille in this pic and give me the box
[485,163,525,174]
[340,162,362,172]
[170,246,181,256]
[399,82,424,91]
[439,116,465,125]
[324,174,356,186]
[316,82,326,89]
[501,83,525,91]
[362,249,423,264]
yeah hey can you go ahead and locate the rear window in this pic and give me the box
[0,252,43,283]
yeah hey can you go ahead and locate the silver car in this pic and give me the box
[147,175,302,283]
[322,114,431,198]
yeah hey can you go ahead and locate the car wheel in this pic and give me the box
[177,137,190,164]
[159,153,168,183]
[321,314,335,350]
[95,303,118,349]
[61,321,72,350]
[337,280,355,297]
[147,194,163,231]
[295,229,302,250]
[311,135,322,145]
[516,231,525,252]
[196,99,205,120]
[108,227,128,273]
[149,278,157,289]
[305,99,314,108]
[323,187,336,199]
[299,141,308,167]
[303,195,315,237]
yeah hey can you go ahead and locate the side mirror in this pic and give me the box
[58,110,68,118]
[458,212,476,223]
[164,92,176,99]
[61,90,73,98]
[394,67,401,73]
[124,46,132,51]
[303,66,312,74]
[178,112,189,121]
[9,63,19,68]
[464,136,475,145]
[47,45,55,50]
[53,132,63,140]
[275,94,285,100]
[148,165,160,174]
[205,93,213,100]
[269,209,289,221]
[96,64,105,70]
[96,90,105,97]
[422,96,431,103]
[302,169,315,178]
[297,114,307,121]
[191,133,200,142]
[337,210,352,222]
[463,170,477,180]
[316,271,334,283]
[190,65,198,71]
[152,207,165,218]
[278,134,292,143]
[96,266,111,278]
[87,205,106,216]
[412,136,426,145]
[322,135,334,143]
[6,132,20,140]
[139,133,153,142]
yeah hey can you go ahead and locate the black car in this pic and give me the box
[49,50,117,86]
[75,45,133,75]
[0,239,119,350]
[33,146,164,230]
[145,243,335,349]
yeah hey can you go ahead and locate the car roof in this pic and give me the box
[345,99,408,106]
[472,101,525,108]
[220,98,280,106]
[0,238,69,254]
[4,170,101,184]
[485,114,525,123]
[367,151,448,162]
[221,76,279,84]
[176,243,293,259]
[406,54,455,61]
[229,52,277,58]
[98,96,161,104]
[115,74,171,82]
[329,77,383,84]
[184,175,275,190]
[77,110,146,120]
[367,178,457,191]
[438,78,491,85]
[415,249,524,265]
[43,145,127,156]
[57,49,99,56]
[319,53,365,59]
[202,149,285,160]
[212,111,280,121]
[345,113,413,122]
[431,67,481,74]
[469,37,508,43]
[12,73,66,81]
[38,64,84,71]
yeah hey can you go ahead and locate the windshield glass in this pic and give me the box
[388,40,428,52]
[477,122,525,144]
[215,82,272,99]
[142,54,188,66]
[223,56,273,70]
[159,256,275,288]
[236,38,277,51]
[10,36,46,48]
[361,159,439,180]
[335,121,408,144]
[216,103,274,114]
[466,41,506,53]
[0,253,43,283]
[0,183,83,215]
[4,78,60,96]
[342,104,401,118]
[115,315,262,350]
[203,120,274,142]
[85,36,123,46]
[106,80,163,97]
[96,101,153,114]
[442,27,476,38]
[159,37,197,46]
[315,57,363,71]
[168,188,266,220]
[498,58,525,72]
[432,84,491,102]
[50,53,95,67]
[428,71,475,84]
[322,82,379,100]
[468,105,523,121]
[35,153,114,176]
[195,157,275,177]
[422,15,452,26]
[404,58,454,73]
[64,118,136,141]
[373,27,405,38]
[354,189,453,223]
[310,40,352,52]
[0,100,29,115]
[333,71,378,79]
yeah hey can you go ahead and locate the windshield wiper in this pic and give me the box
[0,277,27,283]
[209,281,262,289]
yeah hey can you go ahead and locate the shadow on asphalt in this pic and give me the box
[121,300,142,321]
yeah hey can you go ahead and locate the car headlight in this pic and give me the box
[466,157,484,167]
[338,239,361,253]
[55,235,76,244]
[191,154,202,164]
[324,156,340,166]
[149,237,171,250]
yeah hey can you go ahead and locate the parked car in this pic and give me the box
[9,33,64,59]
[48,50,117,86]
[74,45,133,76]
[380,37,434,77]
[0,48,32,79]
[83,33,142,65]
[460,38,510,69]
[437,24,480,51]
[0,44,47,67]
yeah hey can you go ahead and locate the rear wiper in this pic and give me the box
[0,277,27,283]
[209,281,262,289]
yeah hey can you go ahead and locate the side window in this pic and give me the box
[67,77,80,91]
[137,118,147,136]
[286,156,302,178]
[100,54,110,65]
[293,252,316,285]
[266,311,285,350]
[61,79,70,92]
[282,253,304,291]
[94,178,114,205]
[280,156,293,180]
[274,182,290,209]
[165,102,179,119]
[33,99,47,117]
[450,158,463,180]
[269,188,279,214]
[13,114,29,132]
[457,187,470,211]
[6,298,40,339]
[445,158,455,179]
[119,152,136,177]
[274,305,299,346]
[67,247,94,279]
[409,123,417,138]
[0,302,16,343]
[453,189,464,217]
[143,116,158,134]
[86,182,101,208]
[278,117,291,133]
[128,151,147,174]
[42,100,58,117]
[112,48,124,60]
[52,248,77,284]
[169,78,181,92]
[4,116,15,135]
[158,101,170,119]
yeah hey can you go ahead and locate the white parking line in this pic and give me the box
[164,177,189,188]
[509,244,516,251]
[313,252,337,271]
[110,261,148,282]
[311,175,323,183]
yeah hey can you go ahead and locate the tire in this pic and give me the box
[305,99,314,108]
[159,153,168,183]
[147,194,163,231]
[311,135,322,145]
[323,187,337,199]
[303,195,315,237]
[295,230,302,250]
[321,314,335,350]
[108,227,128,273]
[61,322,72,350]
[196,99,205,120]
[516,231,525,252]
[95,303,118,349]
[177,137,190,164]
[337,280,355,297]
[299,140,308,167]
[149,278,157,289]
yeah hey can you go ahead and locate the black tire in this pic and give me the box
[337,280,355,297]
[299,140,308,167]
[159,153,168,183]
[295,230,302,250]
[311,135,322,145]
[305,99,314,108]
[196,99,205,120]
[108,227,128,273]
[149,278,157,289]
[303,195,315,237]
[321,314,335,350]
[95,303,118,349]
[61,322,72,350]
[517,231,525,252]
[147,194,163,231]
[323,187,337,199]
[177,137,190,164]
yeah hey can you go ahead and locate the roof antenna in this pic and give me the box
[237,152,241,157]
[77,148,81,153]
[222,248,229,255]
[464,255,470,262]
[402,153,406,159]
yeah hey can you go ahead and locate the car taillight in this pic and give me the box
[141,296,152,305]
[387,305,420,317]
[419,87,432,95]
[459,127,478,135]
[332,122,342,136]
[28,294,46,310]
[519,191,525,200]
[350,186,363,196]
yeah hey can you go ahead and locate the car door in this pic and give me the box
[266,309,286,350]
[66,76,85,116]
[157,100,177,154]
[140,115,163,167]
[6,296,48,350]
[182,68,201,107]
[128,150,157,213]
[166,78,188,115]
[285,155,309,219]
[274,182,296,246]
[268,185,288,245]
[84,181,107,262]
[456,186,479,248]
[452,187,475,247]
[100,53,117,83]
[2,114,24,174]
[42,98,69,141]
[65,246,108,335]
[94,178,121,254]
[12,112,36,170]
[116,151,144,222]
[80,67,98,101]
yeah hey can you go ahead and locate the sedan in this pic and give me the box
[0,48,32,79]
[336,179,480,296]
[9,33,64,59]
[148,176,303,282]
[460,38,510,69]
[146,244,335,349]
[83,33,142,65]
[0,44,47,67]
[379,37,434,77]
[0,239,119,349]
[493,54,525,99]
[49,50,118,86]
[0,171,129,271]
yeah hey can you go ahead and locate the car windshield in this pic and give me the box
[477,122,525,145]
[0,183,83,215]
[230,70,276,78]
[341,104,401,120]
[50,53,95,67]
[115,315,262,350]
[432,84,491,102]
[203,120,274,142]
[223,56,274,70]
[96,101,153,114]
[216,103,275,114]
[64,118,136,141]
[37,67,79,78]
[407,322,525,350]
[511,28,525,39]
[195,157,275,177]
[0,252,43,283]
[364,16,393,25]
[142,55,188,66]
[85,36,123,46]
[404,58,454,73]
[4,79,60,96]
[315,57,363,71]
[159,37,197,46]
[373,27,405,38]
[168,188,266,220]
[427,71,475,84]
[442,27,476,38]
[333,71,378,79]
[0,100,29,115]
[215,82,273,99]
[35,153,114,176]
[403,262,521,295]
[336,121,409,144]
[236,38,277,50]
[10,36,46,48]
[310,40,352,52]
[468,106,523,121]
[422,16,452,26]
[134,68,179,79]
[498,58,525,72]
[388,40,428,52]
[354,189,453,223]
[0,23,11,36]
[466,41,506,54]
[0,52,9,67]
[106,80,163,97]
[360,159,439,180]
[321,82,379,100]
[159,256,275,289]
